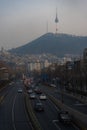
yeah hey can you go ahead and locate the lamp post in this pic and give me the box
[59,68,65,103]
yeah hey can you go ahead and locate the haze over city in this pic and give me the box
[0,1,87,130]
[0,0,87,49]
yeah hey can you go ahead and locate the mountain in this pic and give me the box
[9,33,87,57]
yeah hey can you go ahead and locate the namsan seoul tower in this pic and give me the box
[55,8,59,34]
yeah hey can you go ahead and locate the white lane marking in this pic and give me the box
[23,94,34,129]
[53,120,61,130]
[47,97,60,111]
[71,122,80,130]
[12,94,17,130]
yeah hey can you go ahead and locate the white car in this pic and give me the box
[18,89,23,93]
[50,84,56,87]
[29,93,36,99]
[40,94,47,100]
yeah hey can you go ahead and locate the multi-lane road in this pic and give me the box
[0,81,32,130]
[40,85,87,114]
[30,96,79,130]
[29,84,80,130]
[0,80,82,130]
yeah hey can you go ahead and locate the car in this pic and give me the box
[9,82,13,85]
[18,89,23,93]
[29,93,36,99]
[34,88,38,92]
[39,94,47,100]
[35,89,42,94]
[34,102,44,111]
[50,84,56,87]
[58,110,71,124]
[27,89,33,94]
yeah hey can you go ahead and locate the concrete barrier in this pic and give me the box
[0,96,4,104]
[47,94,87,130]
[24,93,43,130]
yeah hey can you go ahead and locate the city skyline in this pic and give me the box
[0,0,87,49]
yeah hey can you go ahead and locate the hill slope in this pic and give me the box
[10,33,87,57]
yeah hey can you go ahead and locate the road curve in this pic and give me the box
[0,81,32,130]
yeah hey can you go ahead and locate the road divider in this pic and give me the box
[24,93,43,130]
[0,90,10,105]
[0,96,4,104]
[47,94,87,130]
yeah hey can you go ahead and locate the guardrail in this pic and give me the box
[47,94,87,130]
[24,93,43,130]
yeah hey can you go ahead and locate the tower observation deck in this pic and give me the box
[55,8,59,34]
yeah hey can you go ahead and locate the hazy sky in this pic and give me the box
[0,0,87,49]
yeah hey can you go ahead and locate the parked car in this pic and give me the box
[39,94,47,100]
[34,102,44,111]
[58,110,71,124]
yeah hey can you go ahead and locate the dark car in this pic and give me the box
[34,88,42,94]
[34,102,44,111]
[58,111,71,124]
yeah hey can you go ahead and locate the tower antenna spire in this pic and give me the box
[55,8,59,34]
[46,21,48,33]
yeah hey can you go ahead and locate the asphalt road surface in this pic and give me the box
[41,84,87,114]
[29,85,80,130]
[0,81,32,130]
[0,81,81,130]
